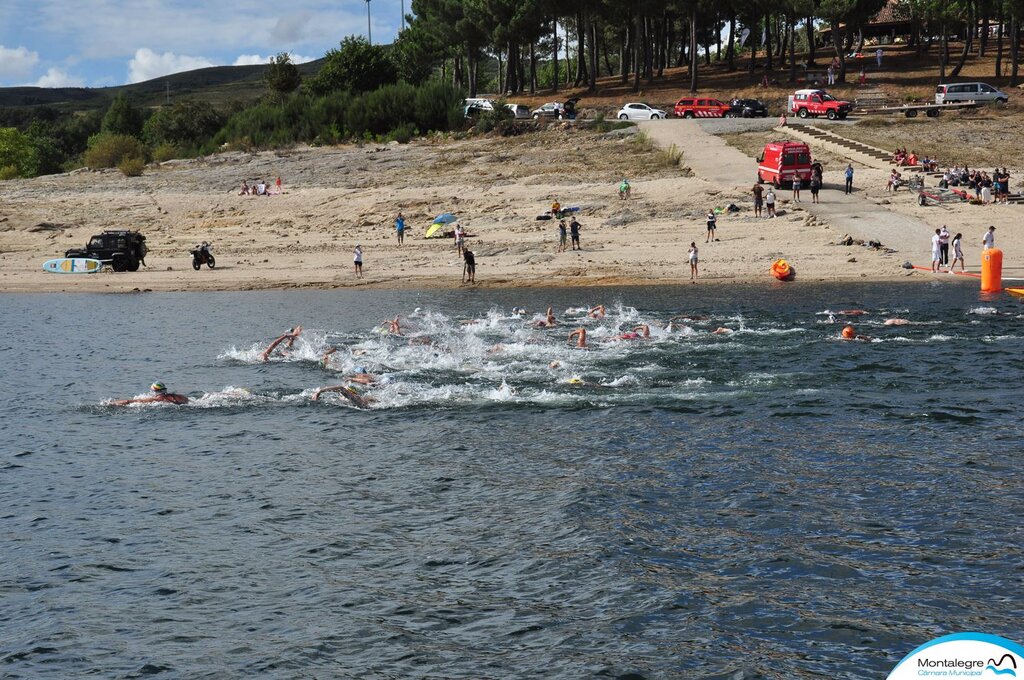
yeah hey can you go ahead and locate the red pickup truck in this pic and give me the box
[788,89,852,120]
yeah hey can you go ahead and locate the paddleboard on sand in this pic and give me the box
[43,258,103,274]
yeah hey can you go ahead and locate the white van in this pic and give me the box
[935,82,1008,104]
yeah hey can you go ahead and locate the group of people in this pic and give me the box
[929,226,966,273]
[556,217,582,252]
[238,177,281,196]
[751,183,778,218]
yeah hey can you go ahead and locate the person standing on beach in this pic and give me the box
[353,244,363,278]
[792,179,801,203]
[462,248,476,283]
[765,187,777,218]
[938,225,950,265]
[688,242,699,281]
[950,232,965,272]
[570,217,581,251]
[752,183,764,217]
[705,209,717,243]
[931,229,942,273]
[557,219,567,253]
[395,212,405,245]
[810,173,821,204]
[454,223,465,257]
[982,226,995,250]
[844,164,854,194]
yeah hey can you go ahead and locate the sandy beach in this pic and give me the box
[1,120,1019,293]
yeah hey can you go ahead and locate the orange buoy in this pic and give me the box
[771,259,794,281]
[981,248,1003,292]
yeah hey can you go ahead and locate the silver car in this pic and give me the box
[506,103,531,119]
[935,82,1008,104]
[616,102,668,120]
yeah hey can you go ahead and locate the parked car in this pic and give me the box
[757,141,813,187]
[464,98,495,110]
[935,82,1008,104]
[727,98,769,118]
[673,97,731,118]
[506,103,531,119]
[787,89,852,120]
[65,230,148,272]
[532,97,580,120]
[616,102,668,120]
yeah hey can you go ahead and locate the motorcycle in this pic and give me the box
[190,242,216,270]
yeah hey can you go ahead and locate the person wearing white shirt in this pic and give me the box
[982,226,996,250]
[931,229,942,272]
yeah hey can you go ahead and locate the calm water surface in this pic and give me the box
[1,282,1022,679]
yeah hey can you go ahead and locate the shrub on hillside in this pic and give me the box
[0,127,40,178]
[144,99,224,148]
[118,157,145,176]
[151,143,179,162]
[83,132,146,168]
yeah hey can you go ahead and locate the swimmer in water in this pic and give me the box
[534,307,557,328]
[312,384,371,409]
[837,310,868,317]
[321,347,337,367]
[884,318,910,326]
[568,327,587,348]
[840,325,872,341]
[670,314,709,322]
[549,360,561,369]
[260,325,303,362]
[588,305,606,319]
[347,368,377,385]
[619,324,650,340]
[111,382,189,406]
[381,316,402,336]
[712,327,733,335]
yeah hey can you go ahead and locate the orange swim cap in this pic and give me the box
[841,325,855,339]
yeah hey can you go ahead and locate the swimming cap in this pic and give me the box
[841,326,855,339]
[151,382,167,392]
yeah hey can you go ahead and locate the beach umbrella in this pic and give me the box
[433,213,458,224]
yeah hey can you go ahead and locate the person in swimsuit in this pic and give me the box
[311,384,370,409]
[620,324,650,340]
[840,325,872,341]
[588,305,606,319]
[534,307,557,327]
[382,316,402,336]
[568,328,587,348]
[111,382,189,406]
[261,326,303,362]
[688,242,698,281]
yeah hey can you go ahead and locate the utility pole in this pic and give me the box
[400,0,404,31]
[366,0,372,45]
[165,81,170,105]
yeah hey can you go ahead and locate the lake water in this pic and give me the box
[2,282,1022,679]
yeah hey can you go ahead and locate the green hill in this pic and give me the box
[0,58,325,111]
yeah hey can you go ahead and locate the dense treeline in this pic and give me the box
[397,0,1024,95]
[0,49,466,179]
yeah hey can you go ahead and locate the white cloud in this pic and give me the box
[127,48,215,84]
[0,45,40,79]
[233,52,315,66]
[32,67,84,88]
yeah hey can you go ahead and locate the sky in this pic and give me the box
[0,0,407,89]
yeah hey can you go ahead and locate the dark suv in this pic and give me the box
[66,230,148,272]
[727,98,769,118]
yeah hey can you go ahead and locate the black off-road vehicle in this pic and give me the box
[66,230,148,272]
